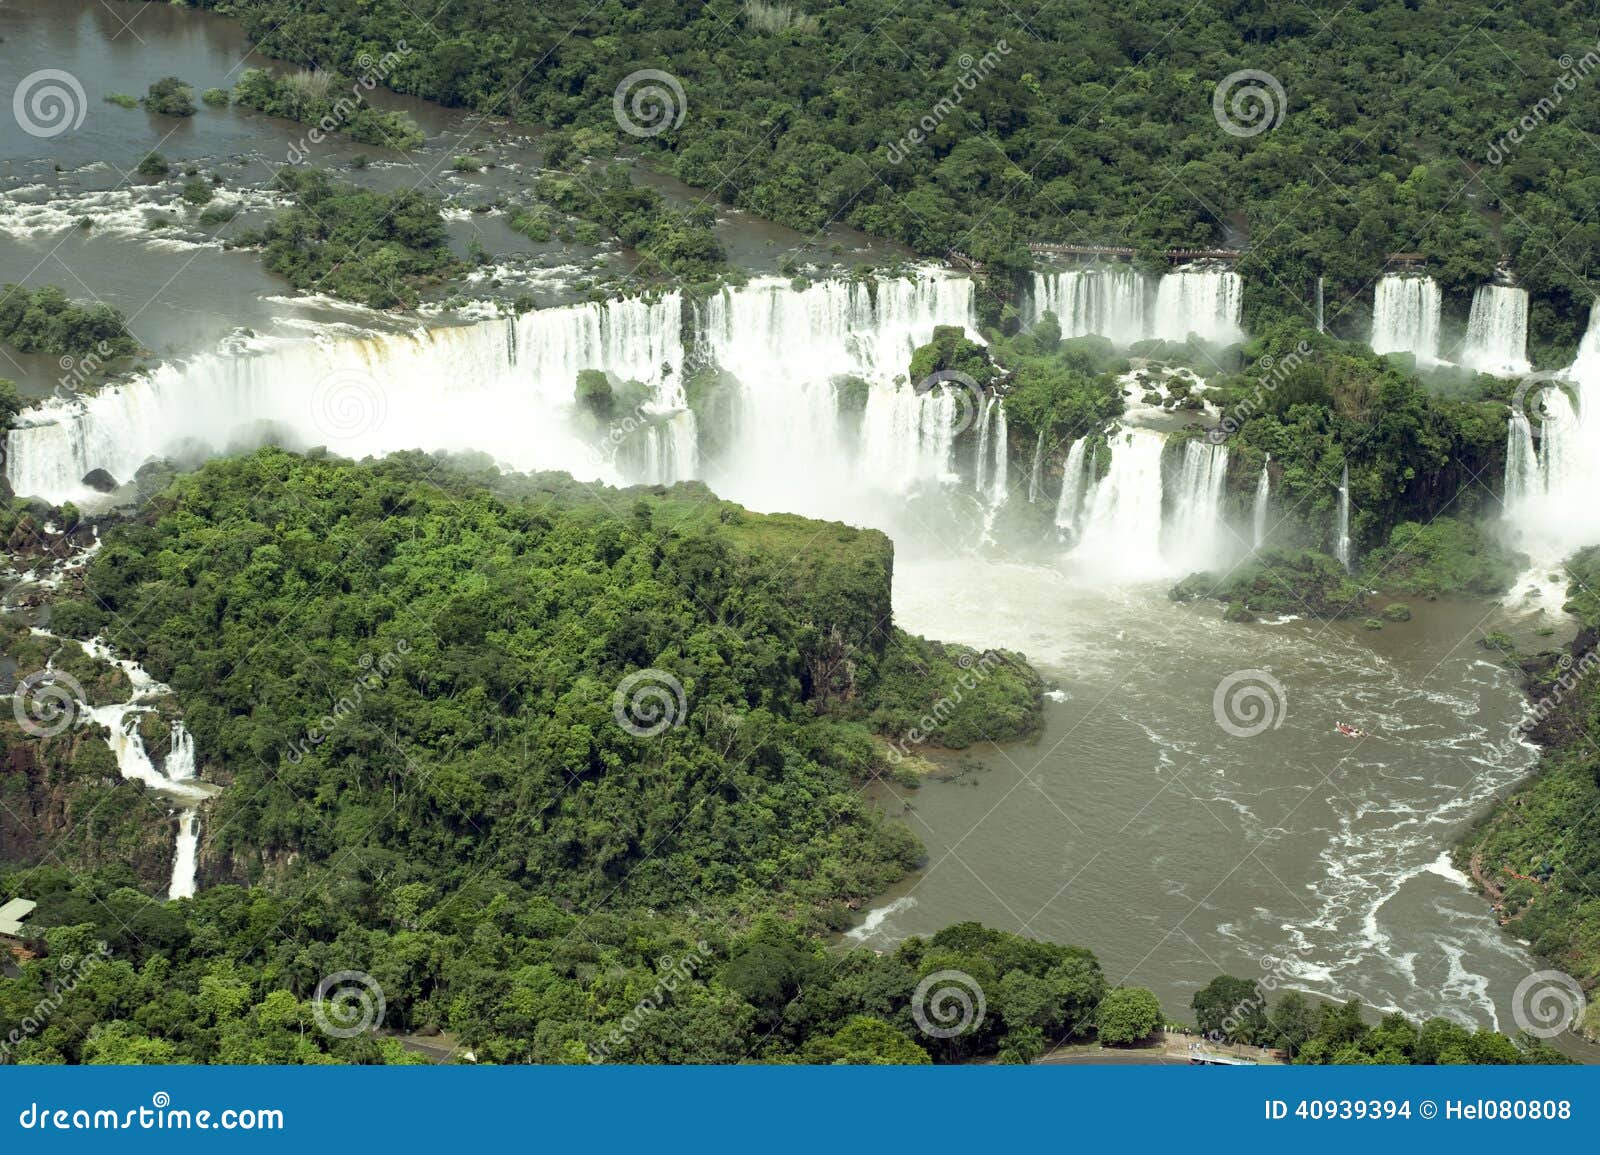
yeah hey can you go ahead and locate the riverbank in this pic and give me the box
[1454,550,1600,1043]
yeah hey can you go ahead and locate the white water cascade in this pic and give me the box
[986,400,1009,506]
[1073,427,1171,577]
[1335,463,1352,570]
[1027,429,1046,503]
[7,294,693,501]
[697,271,977,518]
[32,635,212,898]
[1253,456,1271,549]
[1459,285,1531,376]
[1370,274,1442,364]
[1504,300,1600,569]
[1151,267,1245,346]
[1027,267,1149,346]
[1054,437,1092,543]
[1026,266,1245,346]
[1164,440,1231,572]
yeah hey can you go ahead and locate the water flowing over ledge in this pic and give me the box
[1024,265,1244,346]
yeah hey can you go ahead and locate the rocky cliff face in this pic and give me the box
[0,723,177,892]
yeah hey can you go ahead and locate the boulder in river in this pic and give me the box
[81,469,119,493]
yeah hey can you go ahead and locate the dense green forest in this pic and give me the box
[0,285,137,362]
[233,168,462,308]
[181,0,1600,348]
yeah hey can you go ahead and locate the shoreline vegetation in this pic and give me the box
[1456,550,1600,1043]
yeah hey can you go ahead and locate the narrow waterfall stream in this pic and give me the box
[1253,455,1271,548]
[36,632,214,900]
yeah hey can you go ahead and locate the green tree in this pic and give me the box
[1096,986,1162,1045]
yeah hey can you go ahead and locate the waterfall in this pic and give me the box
[697,271,976,514]
[1151,267,1245,345]
[6,293,691,500]
[1335,463,1352,570]
[1503,301,1600,562]
[987,401,1009,504]
[1315,278,1325,333]
[1074,427,1169,576]
[1252,456,1271,548]
[37,636,212,898]
[1459,285,1530,376]
[1027,429,1046,503]
[1163,440,1230,571]
[974,395,994,493]
[1054,437,1091,542]
[1027,265,1245,347]
[169,810,199,900]
[1027,267,1149,345]
[1370,274,1442,364]
[165,720,195,781]
[6,271,982,511]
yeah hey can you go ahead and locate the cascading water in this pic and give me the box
[1315,277,1325,333]
[987,401,1009,507]
[170,811,199,900]
[1027,267,1149,346]
[33,635,212,898]
[1459,285,1531,376]
[697,271,977,518]
[1504,300,1600,571]
[1074,427,1170,577]
[1163,440,1230,572]
[1151,267,1245,346]
[1054,437,1091,543]
[1370,274,1442,364]
[1026,266,1245,347]
[1028,429,1046,503]
[1253,456,1271,549]
[1335,463,1352,570]
[974,395,994,495]
[6,294,692,500]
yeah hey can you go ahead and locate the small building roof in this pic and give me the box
[0,898,37,938]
